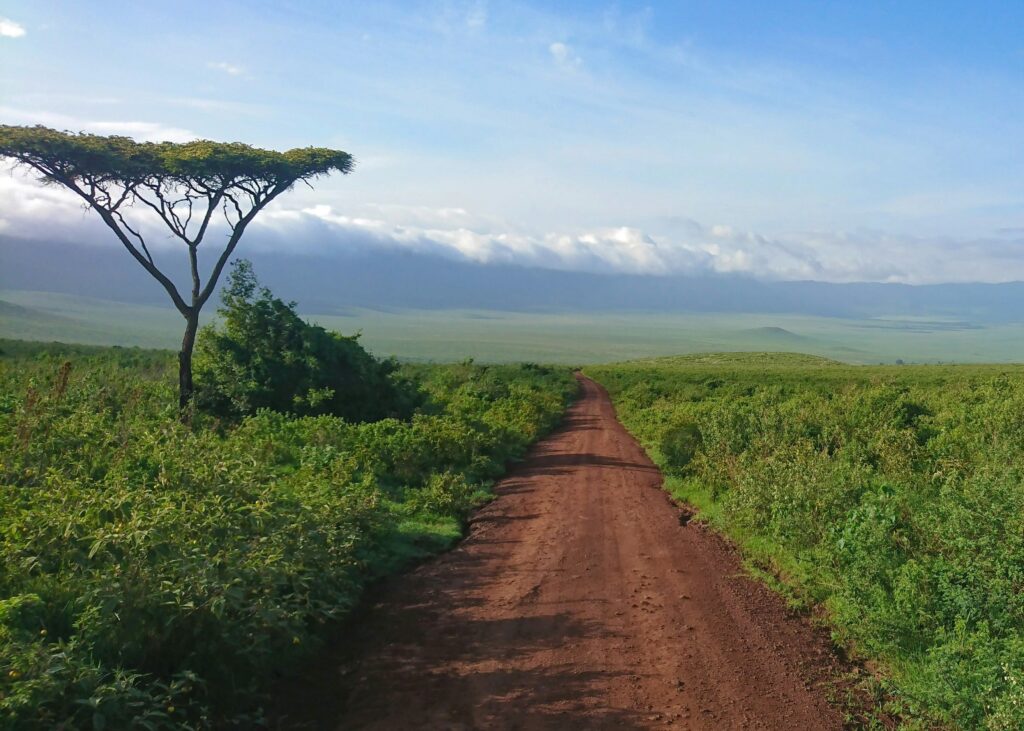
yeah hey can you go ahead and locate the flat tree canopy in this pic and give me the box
[0,124,354,413]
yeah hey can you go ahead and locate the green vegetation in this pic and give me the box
[0,124,354,411]
[0,339,576,729]
[588,353,1024,728]
[8,290,1024,365]
[194,261,412,421]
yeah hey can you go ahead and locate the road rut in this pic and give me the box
[276,375,846,729]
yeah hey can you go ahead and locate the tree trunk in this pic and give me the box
[178,310,199,419]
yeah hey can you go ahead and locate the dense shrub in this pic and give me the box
[589,353,1024,729]
[0,342,575,728]
[194,260,414,421]
[659,419,702,474]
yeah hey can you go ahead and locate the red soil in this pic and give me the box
[273,376,849,729]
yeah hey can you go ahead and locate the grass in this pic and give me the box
[6,289,1024,364]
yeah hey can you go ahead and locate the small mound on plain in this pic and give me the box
[743,325,806,340]
[615,351,844,369]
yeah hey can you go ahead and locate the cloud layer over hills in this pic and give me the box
[5,233,1024,326]
[2,175,1023,287]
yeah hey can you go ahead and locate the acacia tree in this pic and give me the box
[0,125,353,415]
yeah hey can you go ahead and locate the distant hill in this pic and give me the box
[0,298,73,324]
[621,352,845,369]
[742,326,807,341]
[733,326,858,359]
[3,234,1024,323]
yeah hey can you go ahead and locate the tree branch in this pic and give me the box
[196,181,290,308]
[193,188,224,246]
[189,244,201,303]
[110,208,155,266]
[33,165,192,315]
[133,182,189,243]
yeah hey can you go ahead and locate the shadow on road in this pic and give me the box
[270,534,651,730]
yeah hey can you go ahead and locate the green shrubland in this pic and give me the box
[0,339,575,729]
[194,261,415,422]
[589,353,1024,729]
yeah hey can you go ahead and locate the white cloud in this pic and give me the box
[0,17,25,38]
[83,121,197,143]
[549,42,582,72]
[0,107,197,142]
[246,202,1024,285]
[358,203,487,230]
[3,167,1023,286]
[207,61,244,76]
[0,175,107,244]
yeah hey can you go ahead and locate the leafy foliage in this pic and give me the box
[659,420,702,474]
[194,261,413,421]
[0,125,353,186]
[589,353,1024,729]
[0,343,575,729]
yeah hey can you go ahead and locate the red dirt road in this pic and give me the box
[275,376,847,729]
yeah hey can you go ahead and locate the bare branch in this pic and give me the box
[197,181,290,308]
[133,182,185,239]
[192,188,224,247]
[110,185,133,212]
[223,190,246,228]
[110,208,155,265]
[179,192,196,233]
[33,167,191,315]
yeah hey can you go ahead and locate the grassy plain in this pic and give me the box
[588,353,1024,729]
[6,285,1024,728]
[5,289,1024,364]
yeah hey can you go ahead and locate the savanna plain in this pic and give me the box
[3,285,1024,729]
[2,3,1022,729]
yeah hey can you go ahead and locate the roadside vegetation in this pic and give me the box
[0,269,576,729]
[589,353,1024,729]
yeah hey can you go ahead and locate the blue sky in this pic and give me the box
[2,1,1023,283]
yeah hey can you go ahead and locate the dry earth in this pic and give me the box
[273,376,850,730]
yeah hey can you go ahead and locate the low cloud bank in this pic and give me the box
[1,176,1022,285]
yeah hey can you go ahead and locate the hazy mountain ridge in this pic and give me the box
[3,235,1024,323]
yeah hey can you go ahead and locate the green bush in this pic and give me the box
[589,354,1024,729]
[194,260,415,421]
[659,420,702,473]
[0,344,575,729]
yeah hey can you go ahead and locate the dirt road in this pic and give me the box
[275,376,847,729]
